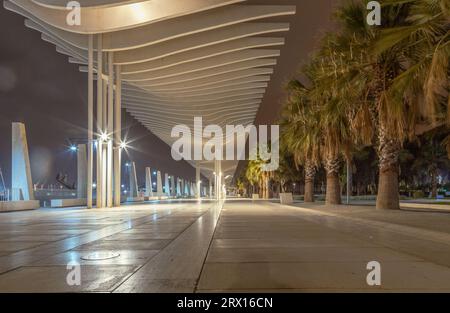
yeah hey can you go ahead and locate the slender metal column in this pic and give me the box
[196,163,201,199]
[106,52,114,208]
[96,34,103,208]
[218,160,222,200]
[209,178,212,198]
[214,160,219,201]
[87,34,94,209]
[101,70,107,208]
[113,65,122,207]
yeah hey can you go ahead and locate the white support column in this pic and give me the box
[11,123,34,201]
[87,34,94,209]
[96,34,103,208]
[113,65,122,207]
[219,160,223,200]
[214,160,219,201]
[156,171,163,197]
[101,77,107,208]
[145,167,153,197]
[176,178,181,196]
[195,163,201,199]
[106,52,114,208]
[129,162,138,198]
[170,174,176,197]
[77,144,87,199]
[164,173,170,197]
[209,178,212,198]
[185,181,190,196]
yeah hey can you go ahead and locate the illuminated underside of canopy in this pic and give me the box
[5,0,296,178]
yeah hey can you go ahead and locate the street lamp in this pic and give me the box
[100,132,109,142]
[119,141,128,150]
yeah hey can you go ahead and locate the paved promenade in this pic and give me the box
[0,200,449,292]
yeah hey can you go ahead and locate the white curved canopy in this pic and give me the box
[5,0,296,177]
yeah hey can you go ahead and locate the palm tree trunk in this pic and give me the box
[376,126,400,210]
[304,161,315,203]
[325,156,341,205]
[431,167,437,198]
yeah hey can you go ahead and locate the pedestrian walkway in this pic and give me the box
[0,200,449,292]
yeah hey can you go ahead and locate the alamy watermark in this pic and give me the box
[66,1,81,26]
[366,261,381,286]
[367,1,381,26]
[66,261,81,286]
[171,117,279,171]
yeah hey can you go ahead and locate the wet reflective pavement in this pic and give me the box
[0,200,449,292]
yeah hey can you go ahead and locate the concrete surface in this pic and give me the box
[0,199,449,292]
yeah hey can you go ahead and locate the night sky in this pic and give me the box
[0,0,338,188]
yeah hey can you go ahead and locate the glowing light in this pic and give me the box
[119,141,128,150]
[100,132,109,142]
[129,3,149,21]
[93,183,97,188]
[153,171,157,175]
[69,145,77,152]
[125,163,131,167]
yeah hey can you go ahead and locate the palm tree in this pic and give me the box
[281,79,322,202]
[279,0,448,209]
[375,0,450,177]
[307,39,356,205]
[411,129,450,198]
[327,0,419,210]
[245,159,261,196]
[273,150,300,193]
[375,0,449,124]
[245,157,273,199]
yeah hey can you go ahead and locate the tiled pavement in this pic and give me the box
[0,200,449,292]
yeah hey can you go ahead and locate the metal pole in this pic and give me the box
[102,70,107,208]
[87,34,94,209]
[107,52,114,208]
[196,163,201,199]
[114,65,122,207]
[96,34,103,208]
